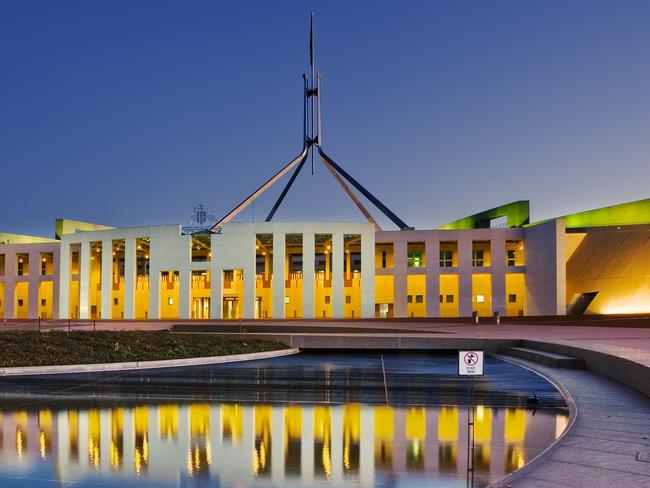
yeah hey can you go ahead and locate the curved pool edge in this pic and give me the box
[487,354,578,488]
[0,347,300,376]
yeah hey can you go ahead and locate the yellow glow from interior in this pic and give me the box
[374,405,393,440]
[405,407,426,441]
[189,404,210,437]
[504,408,526,443]
[438,407,458,442]
[221,404,242,443]
[284,405,302,441]
[474,406,491,443]
[158,404,179,439]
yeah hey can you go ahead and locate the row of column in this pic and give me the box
[213,231,374,320]
[392,238,508,317]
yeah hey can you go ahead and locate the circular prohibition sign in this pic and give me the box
[463,352,479,366]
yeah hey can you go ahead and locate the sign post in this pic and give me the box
[458,350,484,488]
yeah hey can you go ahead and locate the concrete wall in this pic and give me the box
[524,220,566,315]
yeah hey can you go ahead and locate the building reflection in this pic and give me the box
[0,402,566,487]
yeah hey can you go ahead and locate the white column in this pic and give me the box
[79,240,90,319]
[491,236,506,317]
[243,234,256,319]
[179,269,191,319]
[58,242,70,319]
[123,238,136,319]
[330,406,343,483]
[101,239,112,320]
[393,241,408,317]
[27,251,40,319]
[426,239,440,317]
[331,232,344,318]
[360,232,375,318]
[302,232,315,319]
[272,232,285,319]
[148,269,160,320]
[458,236,473,317]
[360,405,374,485]
[211,266,223,319]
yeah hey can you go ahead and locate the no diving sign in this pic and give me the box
[458,350,484,376]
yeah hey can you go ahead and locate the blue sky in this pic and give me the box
[1,0,649,236]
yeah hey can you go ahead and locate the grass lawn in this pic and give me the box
[0,331,287,367]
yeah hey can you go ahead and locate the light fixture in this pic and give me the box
[145,254,149,259]
[112,252,116,256]
[42,258,47,262]
[18,258,23,263]
[326,245,331,250]
[137,245,142,250]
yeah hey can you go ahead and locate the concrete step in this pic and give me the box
[503,346,585,369]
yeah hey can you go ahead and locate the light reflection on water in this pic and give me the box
[0,402,567,487]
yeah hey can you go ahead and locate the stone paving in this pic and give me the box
[493,357,650,488]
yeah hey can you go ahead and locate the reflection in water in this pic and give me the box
[0,402,567,488]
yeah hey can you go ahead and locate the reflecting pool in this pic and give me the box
[0,352,568,487]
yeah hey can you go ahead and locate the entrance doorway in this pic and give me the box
[223,297,240,319]
[192,297,210,319]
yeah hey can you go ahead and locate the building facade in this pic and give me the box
[3,198,649,320]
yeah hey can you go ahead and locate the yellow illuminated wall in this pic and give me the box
[472,274,492,317]
[439,275,459,317]
[89,246,102,319]
[135,276,149,319]
[407,275,426,318]
[374,275,394,318]
[505,273,525,316]
[223,269,243,319]
[38,281,53,319]
[255,256,273,319]
[191,271,211,319]
[160,271,179,319]
[14,282,28,319]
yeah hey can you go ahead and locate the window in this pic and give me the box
[41,261,47,275]
[345,295,351,304]
[446,295,454,303]
[472,250,484,267]
[168,297,174,305]
[415,295,423,303]
[381,251,387,268]
[508,294,517,303]
[407,295,413,303]
[439,295,443,303]
[475,294,485,303]
[407,252,423,268]
[114,298,119,306]
[324,296,330,304]
[291,254,303,273]
[18,299,24,307]
[17,260,24,276]
[41,299,46,306]
[506,249,516,267]
[256,254,266,274]
[440,250,453,267]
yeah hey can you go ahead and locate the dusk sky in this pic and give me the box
[2,1,649,237]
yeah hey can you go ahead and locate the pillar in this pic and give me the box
[393,240,407,318]
[58,242,70,319]
[426,239,440,317]
[79,240,90,319]
[491,236,506,316]
[179,269,191,319]
[123,238,136,319]
[28,251,39,318]
[458,237,473,317]
[360,232,375,318]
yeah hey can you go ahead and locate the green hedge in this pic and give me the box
[0,331,285,367]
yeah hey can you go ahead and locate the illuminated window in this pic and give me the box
[506,250,516,267]
[168,297,173,305]
[439,250,453,267]
[472,250,484,267]
[407,252,423,268]
[475,295,485,303]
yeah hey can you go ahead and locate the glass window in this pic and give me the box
[407,295,413,303]
[446,295,454,303]
[508,294,517,303]
[407,252,423,268]
[506,249,516,267]
[440,250,453,267]
[345,295,351,304]
[415,295,423,303]
[472,250,484,267]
